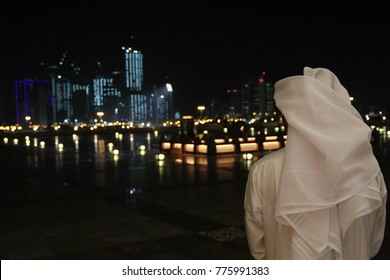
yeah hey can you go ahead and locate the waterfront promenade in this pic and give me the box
[0,131,389,260]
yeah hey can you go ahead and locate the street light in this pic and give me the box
[197,105,205,119]
[97,112,104,122]
[24,116,31,129]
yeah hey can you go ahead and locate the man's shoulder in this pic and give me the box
[251,148,285,169]
[260,148,285,162]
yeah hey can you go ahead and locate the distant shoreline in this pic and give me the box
[0,126,159,138]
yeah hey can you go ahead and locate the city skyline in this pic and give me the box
[11,45,179,126]
[1,3,389,122]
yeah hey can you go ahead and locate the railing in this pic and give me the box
[160,134,287,155]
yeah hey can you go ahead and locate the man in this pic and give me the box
[244,67,387,259]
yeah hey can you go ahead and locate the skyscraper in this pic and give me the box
[149,82,174,124]
[122,46,147,121]
[14,79,52,126]
[241,72,275,117]
[92,77,121,122]
[124,47,143,91]
[51,75,73,123]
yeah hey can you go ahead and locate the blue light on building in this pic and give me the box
[124,47,143,91]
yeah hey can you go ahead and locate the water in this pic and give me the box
[2,130,390,192]
[0,131,259,201]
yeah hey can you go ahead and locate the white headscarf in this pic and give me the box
[274,67,382,258]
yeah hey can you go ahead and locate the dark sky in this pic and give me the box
[1,2,389,117]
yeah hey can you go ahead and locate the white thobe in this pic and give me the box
[244,148,387,259]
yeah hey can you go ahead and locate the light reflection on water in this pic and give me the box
[2,129,390,197]
[0,132,257,196]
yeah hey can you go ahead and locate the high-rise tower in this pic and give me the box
[123,47,143,91]
[122,46,147,121]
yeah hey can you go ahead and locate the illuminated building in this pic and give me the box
[241,71,275,117]
[92,77,121,122]
[149,82,174,124]
[11,46,176,125]
[72,84,90,123]
[122,46,147,121]
[14,79,52,125]
[51,75,73,123]
[124,47,143,91]
[226,88,241,117]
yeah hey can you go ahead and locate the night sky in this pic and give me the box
[1,2,389,119]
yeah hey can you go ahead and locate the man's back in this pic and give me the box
[244,67,387,259]
[244,148,293,259]
[244,148,387,259]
